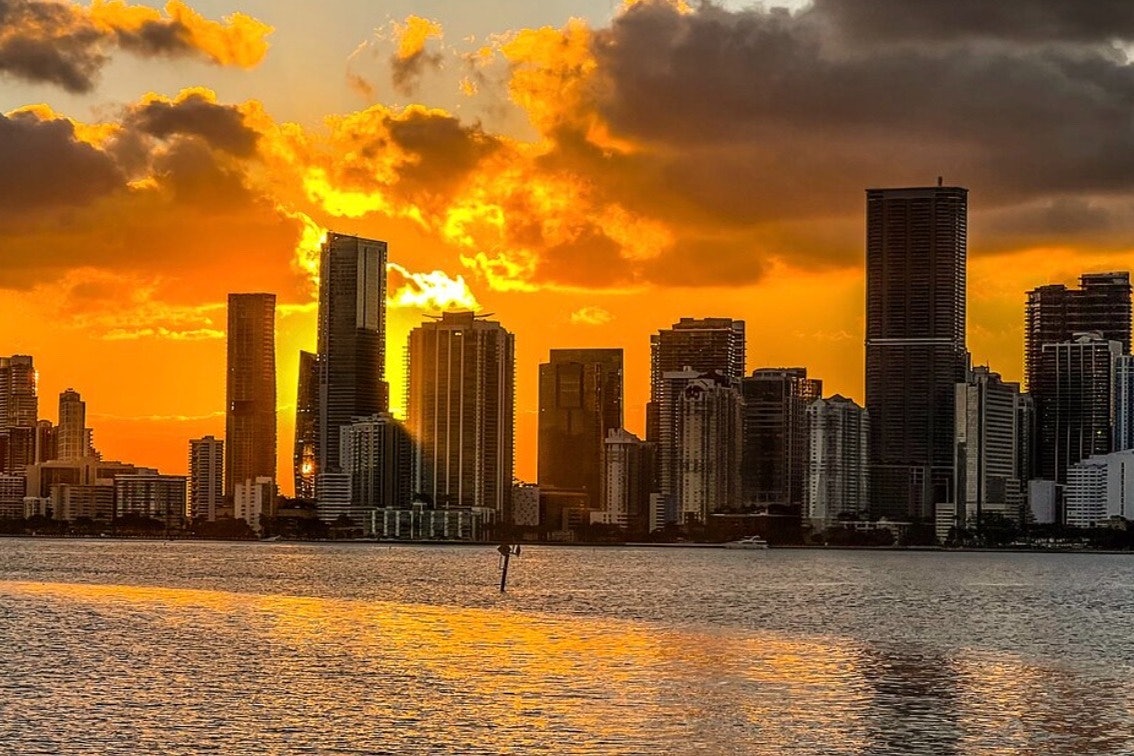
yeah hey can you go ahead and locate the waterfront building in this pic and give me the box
[188,435,224,522]
[865,185,969,521]
[57,389,89,461]
[741,368,821,506]
[316,233,388,478]
[51,482,114,522]
[341,413,414,517]
[406,311,515,518]
[0,355,38,473]
[538,348,623,508]
[647,318,745,444]
[1035,332,1121,484]
[1114,355,1134,452]
[676,374,744,524]
[368,503,492,541]
[954,367,1029,526]
[226,293,276,498]
[234,476,275,533]
[511,482,540,528]
[314,471,352,524]
[1025,272,1131,392]
[805,395,869,526]
[0,473,25,519]
[293,350,319,500]
[598,428,655,532]
[1065,450,1134,528]
[114,472,187,526]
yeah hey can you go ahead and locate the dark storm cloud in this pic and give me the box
[811,0,1134,44]
[385,109,500,190]
[0,112,123,211]
[585,0,1134,240]
[0,0,269,93]
[128,93,259,156]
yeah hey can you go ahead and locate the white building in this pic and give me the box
[315,471,352,524]
[0,473,25,519]
[954,367,1029,525]
[188,435,224,521]
[234,476,275,533]
[1114,355,1134,452]
[598,428,653,530]
[805,395,869,527]
[1065,450,1134,528]
[676,375,743,523]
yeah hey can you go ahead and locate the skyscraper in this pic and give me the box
[1035,332,1120,485]
[225,293,277,497]
[188,435,224,522]
[293,350,319,499]
[600,428,655,533]
[1025,272,1131,392]
[0,355,38,474]
[537,348,623,506]
[57,389,88,461]
[865,185,968,520]
[1114,354,1134,452]
[406,311,515,517]
[675,374,744,523]
[954,367,1029,527]
[317,233,388,476]
[647,318,745,443]
[805,395,870,526]
[740,368,822,506]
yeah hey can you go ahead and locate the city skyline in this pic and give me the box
[6,1,1134,490]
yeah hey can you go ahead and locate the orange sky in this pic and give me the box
[2,0,1134,493]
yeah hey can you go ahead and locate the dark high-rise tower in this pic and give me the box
[316,233,388,475]
[538,349,623,506]
[865,185,968,520]
[647,318,745,443]
[740,368,822,506]
[406,311,514,518]
[1025,272,1131,392]
[226,293,277,497]
[0,355,38,474]
[293,350,319,500]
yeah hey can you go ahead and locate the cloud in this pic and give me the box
[386,262,480,311]
[390,15,443,95]
[569,306,613,326]
[0,0,272,93]
[125,88,258,156]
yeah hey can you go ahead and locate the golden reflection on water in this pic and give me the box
[2,578,1132,754]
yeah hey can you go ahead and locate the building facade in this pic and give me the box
[57,389,88,461]
[234,476,275,533]
[188,435,224,522]
[406,311,514,518]
[805,395,870,526]
[865,185,969,521]
[740,367,822,506]
[1114,354,1134,452]
[293,350,319,499]
[114,472,187,526]
[1035,332,1121,484]
[537,348,623,508]
[676,375,744,524]
[647,318,745,444]
[599,428,655,532]
[1065,450,1134,528]
[954,367,1029,527]
[317,233,388,477]
[225,293,277,498]
[341,413,414,518]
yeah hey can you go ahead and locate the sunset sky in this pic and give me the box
[3,0,1134,491]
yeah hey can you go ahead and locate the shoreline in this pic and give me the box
[1,533,1132,555]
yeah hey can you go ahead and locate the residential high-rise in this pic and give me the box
[1065,450,1134,528]
[317,233,388,476]
[0,355,37,430]
[954,367,1029,527]
[57,389,88,461]
[865,185,968,521]
[805,395,869,526]
[225,293,277,498]
[675,374,743,523]
[293,350,319,499]
[599,428,655,533]
[234,476,275,532]
[406,311,514,518]
[1115,355,1134,452]
[1035,332,1120,484]
[188,435,224,522]
[1025,272,1131,392]
[114,471,187,527]
[740,368,822,506]
[538,349,623,507]
[341,413,414,519]
[647,318,745,443]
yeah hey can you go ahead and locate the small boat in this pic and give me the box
[724,535,769,550]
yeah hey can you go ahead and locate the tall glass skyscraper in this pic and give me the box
[293,350,319,499]
[316,233,388,475]
[537,348,623,507]
[865,185,968,521]
[225,293,277,496]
